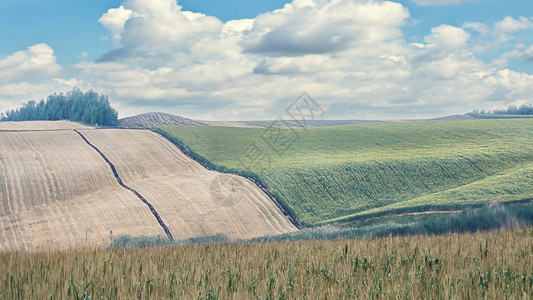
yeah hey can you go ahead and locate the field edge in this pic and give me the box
[153,128,303,229]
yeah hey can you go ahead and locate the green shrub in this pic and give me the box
[112,234,230,249]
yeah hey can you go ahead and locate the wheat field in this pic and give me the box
[0,229,531,299]
[0,122,296,251]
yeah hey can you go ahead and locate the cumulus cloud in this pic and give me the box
[97,0,223,65]
[77,0,418,118]
[0,44,61,84]
[424,25,470,50]
[242,0,408,56]
[99,5,134,41]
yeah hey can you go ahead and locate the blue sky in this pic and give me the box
[1,0,532,119]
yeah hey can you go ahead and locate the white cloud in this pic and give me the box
[465,16,533,41]
[464,16,533,55]
[0,44,61,84]
[99,5,134,41]
[425,25,470,50]
[242,0,408,56]
[97,0,223,65]
[463,22,489,35]
[495,16,533,34]
[500,45,533,62]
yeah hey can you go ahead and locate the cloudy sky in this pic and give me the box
[1,0,532,120]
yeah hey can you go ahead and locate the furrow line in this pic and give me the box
[74,130,174,241]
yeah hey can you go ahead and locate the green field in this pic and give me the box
[157,119,533,226]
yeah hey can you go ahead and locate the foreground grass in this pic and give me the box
[157,119,533,226]
[1,229,532,299]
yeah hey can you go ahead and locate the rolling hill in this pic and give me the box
[0,121,296,251]
[157,119,533,226]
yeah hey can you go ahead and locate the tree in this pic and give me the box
[474,104,533,116]
[0,89,119,126]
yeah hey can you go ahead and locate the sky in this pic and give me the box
[0,0,532,120]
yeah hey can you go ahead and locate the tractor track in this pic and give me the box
[74,130,174,241]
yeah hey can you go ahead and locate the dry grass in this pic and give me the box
[0,229,531,299]
[0,122,295,251]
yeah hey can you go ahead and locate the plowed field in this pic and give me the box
[0,122,296,251]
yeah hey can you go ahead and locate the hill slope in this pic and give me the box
[78,129,296,240]
[0,121,295,251]
[0,124,165,251]
[158,119,533,226]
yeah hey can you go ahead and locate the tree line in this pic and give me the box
[473,104,533,115]
[0,89,119,126]
[493,104,533,115]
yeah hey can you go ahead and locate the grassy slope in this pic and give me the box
[158,119,533,226]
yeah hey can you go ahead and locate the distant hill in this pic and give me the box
[432,115,475,120]
[203,119,380,129]
[120,112,204,129]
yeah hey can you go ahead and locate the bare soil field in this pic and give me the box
[0,120,92,131]
[79,129,297,241]
[0,121,296,251]
[0,187,164,251]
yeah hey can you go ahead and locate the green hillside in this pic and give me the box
[157,119,533,226]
